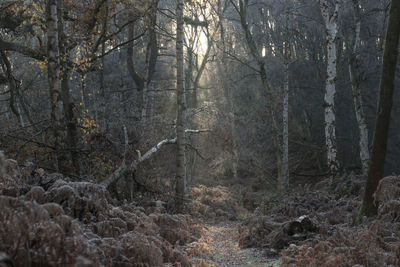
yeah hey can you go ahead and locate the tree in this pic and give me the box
[347,0,369,175]
[359,0,400,217]
[281,0,293,192]
[46,0,67,173]
[318,0,340,176]
[175,0,187,211]
[57,0,80,175]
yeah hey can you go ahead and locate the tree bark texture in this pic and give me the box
[175,0,187,211]
[46,0,67,173]
[218,1,238,180]
[57,0,80,175]
[318,0,340,176]
[360,0,400,217]
[348,0,369,175]
[281,61,290,191]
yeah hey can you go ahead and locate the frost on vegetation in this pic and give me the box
[239,176,400,266]
[0,154,195,266]
[187,185,241,221]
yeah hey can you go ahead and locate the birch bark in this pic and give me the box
[318,0,340,176]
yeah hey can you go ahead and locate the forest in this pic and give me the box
[0,0,400,266]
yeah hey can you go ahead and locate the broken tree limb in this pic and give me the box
[139,137,177,162]
[101,137,176,189]
[185,129,210,134]
[100,129,209,190]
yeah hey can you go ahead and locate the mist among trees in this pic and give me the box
[0,0,400,266]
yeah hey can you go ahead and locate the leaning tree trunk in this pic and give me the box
[46,0,67,173]
[348,0,369,175]
[318,0,340,176]
[175,0,187,211]
[359,0,400,218]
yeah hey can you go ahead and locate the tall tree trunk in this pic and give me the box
[57,0,80,175]
[318,0,340,176]
[280,1,291,193]
[46,0,67,173]
[359,0,400,218]
[219,5,238,180]
[281,61,289,191]
[348,0,369,175]
[175,0,187,211]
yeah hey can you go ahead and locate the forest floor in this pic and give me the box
[190,221,281,267]
[2,155,400,266]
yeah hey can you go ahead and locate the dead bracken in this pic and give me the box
[0,155,196,267]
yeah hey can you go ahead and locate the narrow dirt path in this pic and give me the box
[190,221,280,267]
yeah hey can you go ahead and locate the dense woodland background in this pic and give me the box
[1,0,399,186]
[0,0,400,265]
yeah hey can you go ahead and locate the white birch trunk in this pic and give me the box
[319,0,340,175]
[349,0,369,175]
